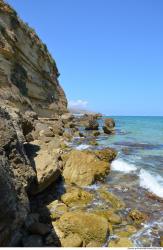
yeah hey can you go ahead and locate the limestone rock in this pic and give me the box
[0,106,36,246]
[47,200,68,220]
[98,188,125,209]
[61,188,93,207]
[0,0,67,116]
[61,233,83,247]
[62,150,111,186]
[29,141,62,194]
[129,209,148,224]
[103,118,115,134]
[53,211,109,246]
[108,237,133,247]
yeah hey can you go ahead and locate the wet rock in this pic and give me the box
[85,116,99,130]
[114,225,137,237]
[104,118,115,128]
[103,118,115,134]
[53,211,108,246]
[108,237,133,247]
[47,200,68,220]
[103,125,114,134]
[129,209,148,224]
[22,235,43,247]
[61,188,93,207]
[62,150,111,186]
[93,130,101,136]
[98,188,125,209]
[61,233,83,247]
[93,209,122,224]
[93,148,117,162]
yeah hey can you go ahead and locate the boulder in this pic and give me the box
[129,209,148,224]
[85,117,99,130]
[61,233,83,247]
[29,141,62,194]
[108,237,133,247]
[61,113,74,123]
[104,118,115,128]
[93,210,122,224]
[53,211,109,246]
[61,188,93,207]
[62,150,111,186]
[93,148,117,162]
[98,188,125,209]
[103,125,114,134]
[47,200,68,220]
[103,118,115,134]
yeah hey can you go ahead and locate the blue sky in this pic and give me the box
[7,0,163,115]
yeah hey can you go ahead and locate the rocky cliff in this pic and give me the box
[0,0,67,117]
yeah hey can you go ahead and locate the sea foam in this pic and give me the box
[76,144,90,150]
[139,169,163,198]
[111,158,137,173]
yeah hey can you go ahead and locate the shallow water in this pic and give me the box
[71,116,163,247]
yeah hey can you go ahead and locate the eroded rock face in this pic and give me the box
[0,0,67,117]
[0,106,36,246]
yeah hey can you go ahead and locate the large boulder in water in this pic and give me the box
[53,211,109,247]
[103,118,115,134]
[85,115,99,130]
[62,148,116,186]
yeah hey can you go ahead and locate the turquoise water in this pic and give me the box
[71,115,163,246]
[99,116,163,198]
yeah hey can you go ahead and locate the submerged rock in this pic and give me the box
[98,188,125,209]
[53,211,109,246]
[108,237,133,247]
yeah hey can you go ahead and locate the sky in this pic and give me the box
[6,0,163,115]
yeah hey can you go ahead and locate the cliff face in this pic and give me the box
[0,0,67,117]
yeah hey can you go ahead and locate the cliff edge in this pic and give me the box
[0,0,67,117]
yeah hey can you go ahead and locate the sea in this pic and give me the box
[71,116,163,247]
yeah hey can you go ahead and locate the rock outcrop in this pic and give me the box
[0,106,36,246]
[0,0,67,117]
[62,148,117,186]
[53,211,109,247]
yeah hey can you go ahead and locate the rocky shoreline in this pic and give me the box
[0,0,163,247]
[0,108,154,247]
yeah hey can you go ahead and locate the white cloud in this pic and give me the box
[68,99,88,109]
